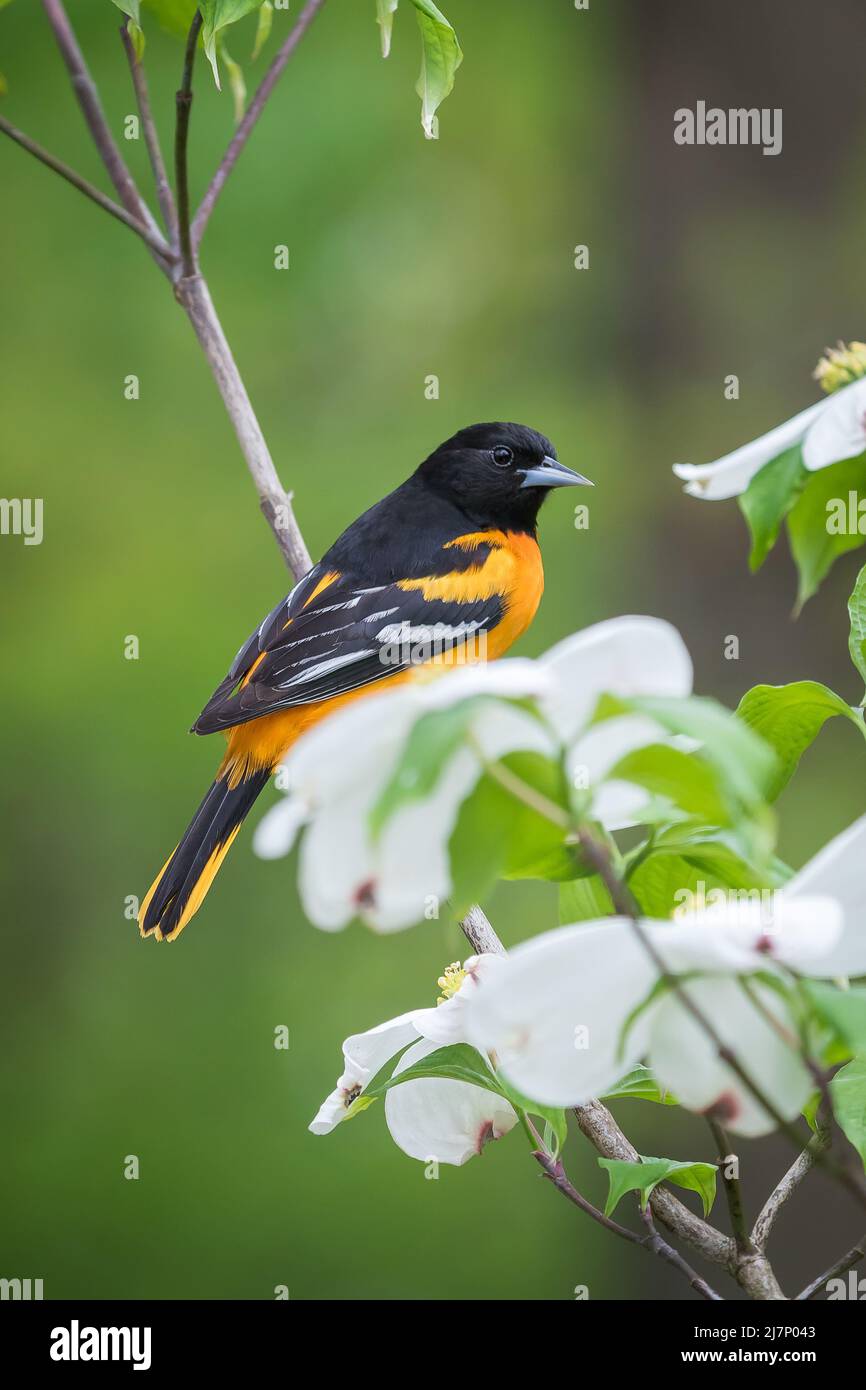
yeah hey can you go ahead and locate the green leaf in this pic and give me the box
[598,1155,717,1218]
[601,1066,677,1105]
[365,1042,502,1100]
[376,0,399,57]
[112,0,142,20]
[409,0,462,137]
[736,681,864,801]
[219,37,246,124]
[831,1058,866,1169]
[738,445,808,572]
[608,742,732,827]
[370,698,483,839]
[559,873,614,924]
[787,452,866,609]
[200,0,263,89]
[625,694,778,814]
[802,981,866,1056]
[848,563,866,701]
[251,0,272,60]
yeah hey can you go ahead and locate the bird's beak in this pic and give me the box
[519,455,594,490]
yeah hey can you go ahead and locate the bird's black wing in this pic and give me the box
[192,561,503,733]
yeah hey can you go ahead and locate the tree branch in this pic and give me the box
[173,273,312,578]
[192,0,328,249]
[533,1148,723,1301]
[0,113,176,263]
[796,1232,866,1300]
[42,0,161,242]
[708,1120,753,1254]
[119,21,177,246]
[752,1128,829,1251]
[175,10,203,278]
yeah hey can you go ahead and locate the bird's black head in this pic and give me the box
[416,422,592,532]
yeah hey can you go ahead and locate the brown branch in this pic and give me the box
[533,1149,723,1301]
[708,1120,753,1254]
[0,113,176,263]
[119,21,177,245]
[796,1232,866,1300]
[173,274,312,578]
[192,0,328,249]
[175,10,203,278]
[41,0,161,243]
[752,1128,829,1251]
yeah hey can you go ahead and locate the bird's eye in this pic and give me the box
[492,446,513,467]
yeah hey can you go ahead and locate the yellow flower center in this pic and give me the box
[436,961,466,1004]
[813,340,866,394]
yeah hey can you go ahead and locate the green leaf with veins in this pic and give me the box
[831,1058,866,1169]
[601,1066,677,1106]
[738,445,808,572]
[559,873,614,924]
[410,0,462,136]
[608,742,733,827]
[365,1042,503,1101]
[598,1155,717,1218]
[736,681,865,801]
[848,563,866,702]
[787,452,866,609]
[200,0,263,88]
[621,694,778,812]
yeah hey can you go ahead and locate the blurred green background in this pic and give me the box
[3,0,866,1300]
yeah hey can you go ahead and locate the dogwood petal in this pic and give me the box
[465,919,659,1106]
[654,896,843,974]
[568,714,669,830]
[802,378,866,471]
[673,399,826,500]
[384,1038,517,1164]
[252,796,308,859]
[648,978,812,1137]
[539,618,693,744]
[309,1010,422,1134]
[786,814,866,977]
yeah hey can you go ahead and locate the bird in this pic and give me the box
[138,422,592,942]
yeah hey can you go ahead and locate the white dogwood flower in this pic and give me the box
[253,616,693,932]
[466,815,866,1135]
[310,956,517,1164]
[673,376,866,501]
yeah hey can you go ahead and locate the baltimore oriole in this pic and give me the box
[139,422,591,941]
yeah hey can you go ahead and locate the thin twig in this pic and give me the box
[533,1149,723,1301]
[175,10,203,278]
[752,1128,829,1251]
[119,21,178,246]
[708,1120,753,1253]
[42,0,161,241]
[192,0,329,249]
[0,113,176,263]
[796,1232,866,1300]
[173,274,313,578]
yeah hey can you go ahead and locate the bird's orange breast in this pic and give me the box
[221,529,544,781]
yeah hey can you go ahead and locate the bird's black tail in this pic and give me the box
[139,767,271,942]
